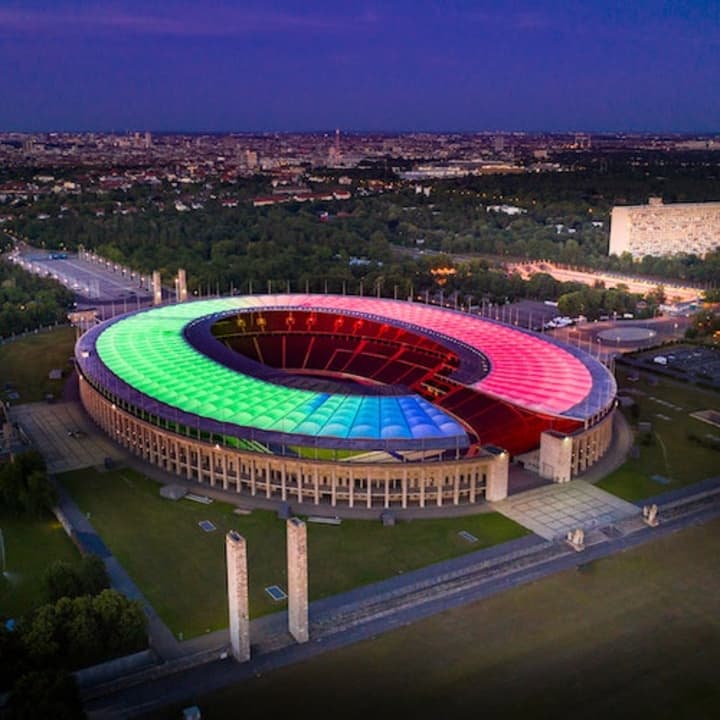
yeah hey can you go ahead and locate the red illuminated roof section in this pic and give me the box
[234,294,603,418]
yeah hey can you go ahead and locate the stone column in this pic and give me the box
[152,270,162,306]
[287,517,309,643]
[486,452,509,502]
[226,531,250,662]
[177,268,188,302]
[539,431,573,484]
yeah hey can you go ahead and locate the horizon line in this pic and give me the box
[2,128,720,136]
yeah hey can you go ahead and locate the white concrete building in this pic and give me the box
[610,198,720,258]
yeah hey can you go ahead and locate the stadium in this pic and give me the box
[74,294,617,511]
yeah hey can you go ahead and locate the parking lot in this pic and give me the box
[631,344,720,385]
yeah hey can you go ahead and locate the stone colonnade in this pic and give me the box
[539,411,614,483]
[79,378,507,507]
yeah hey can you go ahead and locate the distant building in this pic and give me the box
[573,133,591,149]
[610,198,720,258]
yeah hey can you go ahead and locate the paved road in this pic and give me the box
[84,479,720,719]
[11,250,152,304]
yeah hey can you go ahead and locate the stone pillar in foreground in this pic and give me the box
[226,530,250,662]
[287,517,309,643]
[152,270,162,306]
[177,268,188,303]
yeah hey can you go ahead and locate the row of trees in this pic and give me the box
[0,259,75,338]
[557,284,651,320]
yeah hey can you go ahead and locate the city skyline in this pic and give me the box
[1,0,719,133]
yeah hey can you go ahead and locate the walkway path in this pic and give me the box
[53,481,183,661]
[491,479,640,540]
[10,401,118,474]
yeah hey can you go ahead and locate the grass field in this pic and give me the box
[60,468,528,638]
[147,517,720,720]
[0,325,76,402]
[599,367,720,500]
[0,510,82,620]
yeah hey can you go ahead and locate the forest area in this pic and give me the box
[1,149,719,335]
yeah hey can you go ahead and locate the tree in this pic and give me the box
[42,562,84,604]
[646,284,666,306]
[5,669,86,720]
[22,590,147,671]
[92,589,147,656]
[42,555,110,603]
[557,291,585,318]
[79,554,110,597]
[0,451,55,517]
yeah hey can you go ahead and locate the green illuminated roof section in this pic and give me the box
[93,299,466,443]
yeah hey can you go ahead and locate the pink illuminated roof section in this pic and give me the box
[229,294,598,417]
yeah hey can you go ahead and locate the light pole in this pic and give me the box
[1,528,5,576]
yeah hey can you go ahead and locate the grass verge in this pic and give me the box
[599,367,720,500]
[0,326,76,402]
[60,467,527,638]
[0,510,82,620]
[147,517,720,720]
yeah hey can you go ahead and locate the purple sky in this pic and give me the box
[1,0,718,132]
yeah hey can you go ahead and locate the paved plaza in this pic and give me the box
[9,401,118,473]
[492,479,640,540]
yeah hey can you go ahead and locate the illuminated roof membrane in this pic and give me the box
[77,295,615,448]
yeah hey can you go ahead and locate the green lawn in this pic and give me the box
[60,468,527,639]
[0,326,76,402]
[0,510,82,620]
[147,518,720,720]
[599,367,720,500]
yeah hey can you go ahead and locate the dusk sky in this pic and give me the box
[1,0,718,133]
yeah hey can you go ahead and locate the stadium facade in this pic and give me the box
[75,295,617,511]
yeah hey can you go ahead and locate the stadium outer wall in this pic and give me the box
[79,376,615,512]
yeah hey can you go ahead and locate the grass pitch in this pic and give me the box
[60,468,527,638]
[0,326,76,402]
[147,517,720,720]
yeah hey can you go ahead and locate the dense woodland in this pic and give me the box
[1,150,719,330]
[5,151,720,290]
